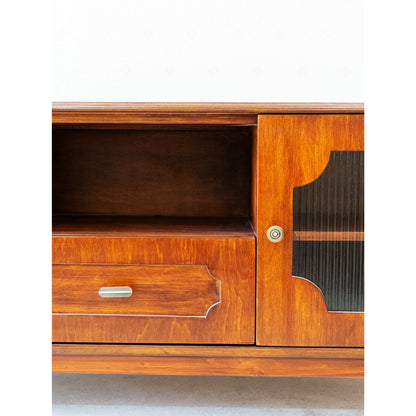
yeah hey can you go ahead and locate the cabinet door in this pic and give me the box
[257,115,364,347]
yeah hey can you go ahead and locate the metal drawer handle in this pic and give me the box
[98,286,133,298]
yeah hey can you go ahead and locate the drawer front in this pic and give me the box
[53,264,220,317]
[52,237,255,344]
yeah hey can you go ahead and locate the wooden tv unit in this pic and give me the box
[52,103,364,377]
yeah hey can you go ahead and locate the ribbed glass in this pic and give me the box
[292,151,364,312]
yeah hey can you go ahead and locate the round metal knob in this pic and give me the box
[266,225,284,242]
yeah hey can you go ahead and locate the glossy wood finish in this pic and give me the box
[53,102,364,126]
[53,216,254,238]
[52,236,255,344]
[53,102,365,112]
[52,104,365,376]
[293,231,364,241]
[257,114,364,347]
[53,264,220,317]
[52,344,364,377]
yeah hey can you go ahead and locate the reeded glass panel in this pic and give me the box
[292,151,364,312]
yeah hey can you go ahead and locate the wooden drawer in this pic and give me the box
[52,235,255,344]
[53,264,221,317]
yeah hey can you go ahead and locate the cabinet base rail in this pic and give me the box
[52,344,364,377]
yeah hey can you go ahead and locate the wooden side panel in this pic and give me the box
[251,125,258,234]
[53,264,220,317]
[257,114,364,347]
[52,237,255,344]
[52,344,364,377]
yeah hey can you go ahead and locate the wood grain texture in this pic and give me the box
[52,102,364,126]
[293,231,364,241]
[257,114,364,347]
[53,102,365,112]
[52,344,364,377]
[53,264,220,317]
[53,128,252,218]
[52,216,255,238]
[51,106,366,376]
[52,237,255,344]
[53,123,257,131]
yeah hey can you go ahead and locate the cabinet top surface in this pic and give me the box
[53,102,364,113]
[53,102,364,126]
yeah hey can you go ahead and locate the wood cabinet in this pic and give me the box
[52,103,364,377]
[257,115,364,347]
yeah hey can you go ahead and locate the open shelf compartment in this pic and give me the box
[53,125,257,238]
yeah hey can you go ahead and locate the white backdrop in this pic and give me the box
[53,0,363,102]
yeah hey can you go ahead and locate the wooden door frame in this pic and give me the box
[256,114,364,347]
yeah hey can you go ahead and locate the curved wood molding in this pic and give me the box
[53,264,220,318]
[257,114,364,347]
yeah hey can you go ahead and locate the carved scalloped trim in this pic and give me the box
[53,264,221,318]
[292,150,364,313]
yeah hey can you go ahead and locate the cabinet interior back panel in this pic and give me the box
[53,128,252,218]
